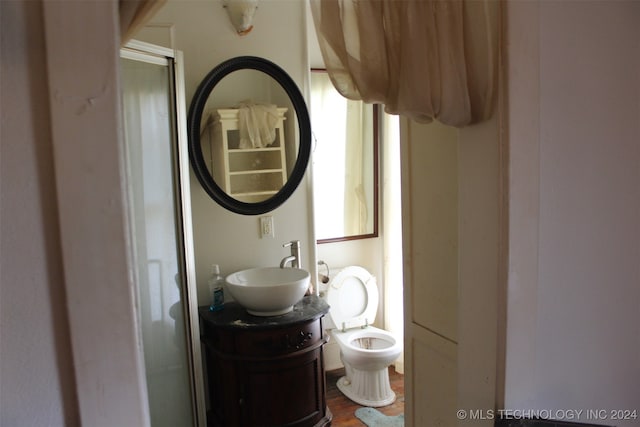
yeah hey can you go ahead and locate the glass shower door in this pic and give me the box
[121,47,201,427]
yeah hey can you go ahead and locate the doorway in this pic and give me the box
[309,70,405,383]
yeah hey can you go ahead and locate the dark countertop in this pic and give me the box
[199,295,329,330]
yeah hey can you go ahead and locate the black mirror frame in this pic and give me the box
[187,56,311,215]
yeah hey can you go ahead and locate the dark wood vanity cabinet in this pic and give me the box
[199,296,332,427]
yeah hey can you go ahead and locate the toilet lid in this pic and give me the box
[327,266,378,330]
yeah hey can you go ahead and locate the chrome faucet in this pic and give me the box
[280,240,301,268]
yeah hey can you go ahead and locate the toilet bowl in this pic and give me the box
[323,266,402,407]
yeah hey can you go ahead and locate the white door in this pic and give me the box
[401,120,459,426]
[400,115,502,426]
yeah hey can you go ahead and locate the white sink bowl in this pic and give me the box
[225,267,310,316]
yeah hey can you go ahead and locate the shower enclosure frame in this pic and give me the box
[121,40,206,427]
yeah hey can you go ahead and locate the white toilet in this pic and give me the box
[323,266,402,407]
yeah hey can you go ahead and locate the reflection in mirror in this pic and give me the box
[310,70,378,243]
[187,56,311,215]
[199,69,298,203]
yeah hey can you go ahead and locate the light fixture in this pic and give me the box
[223,0,259,36]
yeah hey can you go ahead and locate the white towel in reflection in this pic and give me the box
[236,100,279,149]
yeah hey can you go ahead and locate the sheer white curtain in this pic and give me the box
[310,0,499,127]
[311,71,369,239]
[343,99,368,235]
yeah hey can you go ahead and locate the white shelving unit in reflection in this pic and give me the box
[202,107,288,203]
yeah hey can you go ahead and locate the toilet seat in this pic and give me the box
[327,266,378,331]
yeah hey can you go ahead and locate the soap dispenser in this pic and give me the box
[208,264,225,312]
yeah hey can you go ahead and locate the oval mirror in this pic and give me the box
[187,56,311,215]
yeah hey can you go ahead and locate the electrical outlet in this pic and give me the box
[259,216,275,238]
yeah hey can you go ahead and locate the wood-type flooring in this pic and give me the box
[325,366,404,426]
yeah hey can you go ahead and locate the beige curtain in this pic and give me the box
[120,0,166,45]
[310,0,499,127]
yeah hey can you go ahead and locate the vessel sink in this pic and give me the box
[225,267,310,316]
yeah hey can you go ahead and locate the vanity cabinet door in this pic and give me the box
[239,345,326,427]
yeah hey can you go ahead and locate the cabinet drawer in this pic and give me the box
[235,320,323,357]
[228,149,282,172]
[229,171,284,194]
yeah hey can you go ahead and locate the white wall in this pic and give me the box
[506,2,640,424]
[142,1,315,305]
[2,2,149,425]
[0,1,316,425]
[143,3,390,369]
[0,3,79,425]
